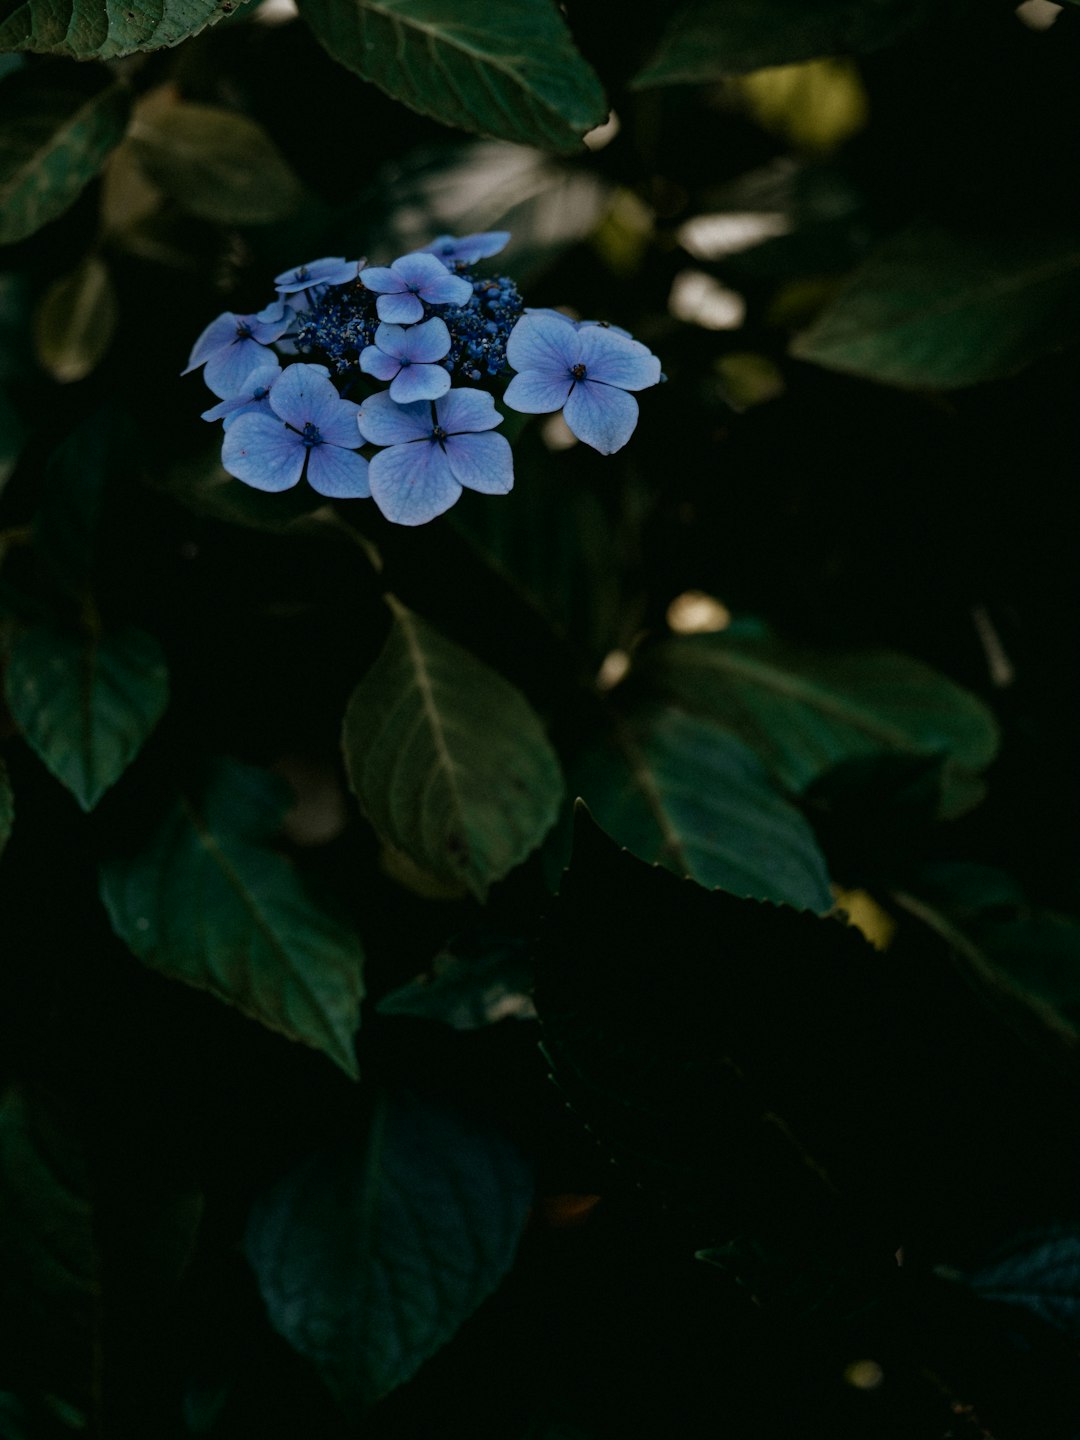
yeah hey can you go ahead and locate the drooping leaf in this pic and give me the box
[99,759,364,1078]
[4,623,169,811]
[0,0,231,58]
[32,254,117,383]
[342,600,563,899]
[0,757,12,856]
[295,0,608,153]
[790,217,1080,388]
[245,1090,533,1414]
[557,706,832,911]
[127,103,304,225]
[639,628,998,817]
[0,65,129,245]
[958,1227,1080,1338]
[378,928,535,1028]
[633,0,960,86]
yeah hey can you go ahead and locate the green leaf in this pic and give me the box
[127,103,304,225]
[32,254,117,384]
[99,759,364,1078]
[245,1090,532,1414]
[342,600,563,899]
[0,384,25,492]
[560,706,832,911]
[790,218,1080,388]
[0,65,129,245]
[0,756,12,857]
[153,444,329,534]
[639,628,998,818]
[295,0,608,153]
[4,623,169,811]
[633,0,957,86]
[378,928,535,1029]
[955,1227,1080,1339]
[0,0,231,58]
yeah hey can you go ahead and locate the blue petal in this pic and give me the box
[398,316,451,363]
[369,441,461,526]
[524,307,576,327]
[505,313,577,376]
[503,371,572,415]
[268,363,343,432]
[436,388,503,435]
[423,231,510,264]
[360,346,401,382]
[563,379,639,454]
[203,360,283,410]
[275,257,360,293]
[204,338,273,396]
[376,292,425,324]
[417,270,473,308]
[222,413,304,492]
[317,396,364,449]
[306,445,371,499]
[444,431,514,494]
[357,391,433,446]
[183,312,237,374]
[576,325,661,390]
[391,252,456,290]
[389,363,451,404]
[358,266,404,295]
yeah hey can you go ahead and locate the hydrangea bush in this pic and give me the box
[186,232,662,523]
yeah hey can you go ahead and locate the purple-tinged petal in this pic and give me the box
[357,392,433,446]
[204,337,272,396]
[360,346,402,382]
[506,313,578,376]
[444,431,514,494]
[398,316,451,363]
[204,353,283,402]
[422,231,510,265]
[315,397,364,449]
[249,311,294,346]
[389,363,451,404]
[563,379,639,454]
[306,445,371,499]
[222,413,304,492]
[390,252,456,290]
[436,387,503,435]
[503,371,572,415]
[267,363,341,431]
[417,269,473,308]
[577,319,639,343]
[576,325,662,390]
[524,307,576,327]
[375,291,425,324]
[183,312,237,374]
[275,257,361,293]
[371,322,410,361]
[357,266,406,295]
[369,440,461,526]
[220,401,271,431]
[201,362,282,419]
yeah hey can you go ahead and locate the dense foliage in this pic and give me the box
[2,0,1080,1435]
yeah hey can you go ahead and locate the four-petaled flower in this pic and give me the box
[183,307,293,394]
[504,313,661,454]
[274,256,363,295]
[359,318,452,404]
[357,388,512,526]
[222,363,369,498]
[201,360,283,428]
[359,253,472,325]
[421,231,510,269]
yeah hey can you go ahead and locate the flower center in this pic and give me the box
[236,322,253,341]
[432,425,448,443]
[571,363,587,381]
[301,422,322,447]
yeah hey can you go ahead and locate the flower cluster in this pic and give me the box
[185,232,662,527]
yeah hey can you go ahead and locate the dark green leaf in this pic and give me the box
[152,444,330,534]
[0,65,129,245]
[32,254,116,383]
[790,218,1080,388]
[378,928,535,1028]
[342,600,563,900]
[0,384,25,492]
[4,623,169,810]
[640,628,998,817]
[957,1227,1080,1338]
[633,0,957,86]
[128,103,304,225]
[245,1090,532,1414]
[559,707,832,910]
[99,759,364,1077]
[0,757,11,857]
[0,0,230,58]
[295,0,608,153]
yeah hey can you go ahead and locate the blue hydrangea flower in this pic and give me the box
[201,360,282,428]
[504,313,661,454]
[222,363,369,499]
[420,231,510,270]
[359,253,472,325]
[274,256,363,296]
[183,308,293,394]
[357,388,512,526]
[359,317,452,403]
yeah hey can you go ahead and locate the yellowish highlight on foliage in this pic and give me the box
[844,1359,885,1390]
[666,591,731,635]
[592,186,654,275]
[732,58,869,154]
[715,352,785,412]
[832,887,897,953]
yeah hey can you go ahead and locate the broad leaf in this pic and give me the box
[296,0,608,153]
[0,65,129,245]
[378,928,535,1028]
[245,1090,532,1413]
[560,706,832,911]
[100,759,365,1078]
[342,601,563,899]
[128,103,303,225]
[959,1227,1080,1338]
[0,758,11,857]
[633,0,956,86]
[790,218,1080,388]
[0,384,24,491]
[4,623,169,811]
[639,628,998,817]
[0,0,230,58]
[34,407,134,597]
[32,254,116,383]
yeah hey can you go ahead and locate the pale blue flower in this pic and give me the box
[201,360,283,428]
[183,308,292,394]
[421,232,510,269]
[359,253,472,325]
[274,256,364,295]
[359,317,452,403]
